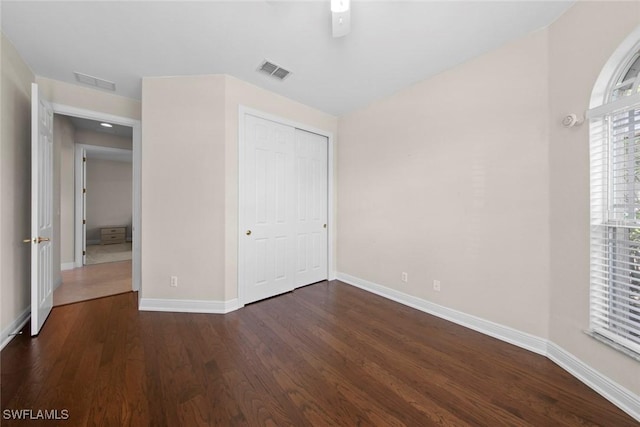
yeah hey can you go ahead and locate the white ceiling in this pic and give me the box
[1,1,574,116]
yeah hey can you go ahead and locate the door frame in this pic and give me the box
[75,144,133,260]
[238,106,335,307]
[53,103,142,293]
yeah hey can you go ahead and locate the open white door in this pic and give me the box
[29,83,54,336]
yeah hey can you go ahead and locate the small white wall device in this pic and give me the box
[562,113,584,128]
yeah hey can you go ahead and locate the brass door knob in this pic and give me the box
[23,237,49,243]
[246,230,252,236]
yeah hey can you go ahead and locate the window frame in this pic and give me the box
[588,43,640,360]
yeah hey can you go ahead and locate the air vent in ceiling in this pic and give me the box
[74,72,116,91]
[257,60,291,81]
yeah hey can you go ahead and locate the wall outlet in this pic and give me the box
[170,276,178,287]
[433,280,441,292]
[401,272,408,283]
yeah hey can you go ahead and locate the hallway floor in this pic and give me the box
[86,242,132,265]
[54,260,132,306]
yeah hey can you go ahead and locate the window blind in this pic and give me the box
[590,104,640,356]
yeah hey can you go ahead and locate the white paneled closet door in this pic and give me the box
[241,114,329,305]
[294,129,328,287]
[243,115,297,304]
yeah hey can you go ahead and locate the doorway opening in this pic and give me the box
[51,108,141,307]
[79,143,133,267]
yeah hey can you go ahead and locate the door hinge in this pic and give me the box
[83,188,86,194]
[83,157,86,162]
[83,219,86,224]
[83,250,86,256]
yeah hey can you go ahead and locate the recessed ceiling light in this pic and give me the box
[100,123,113,128]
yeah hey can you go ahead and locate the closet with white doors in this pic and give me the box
[240,113,328,305]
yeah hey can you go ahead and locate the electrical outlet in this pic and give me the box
[433,280,441,292]
[170,276,178,287]
[401,272,408,283]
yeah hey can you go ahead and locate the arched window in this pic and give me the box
[610,54,640,101]
[589,35,640,359]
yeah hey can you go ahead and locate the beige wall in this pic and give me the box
[75,129,133,150]
[338,29,551,337]
[142,75,226,300]
[86,158,132,242]
[37,77,141,120]
[0,34,35,334]
[55,115,75,266]
[141,75,337,301]
[337,0,640,396]
[548,1,640,394]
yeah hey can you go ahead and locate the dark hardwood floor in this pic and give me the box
[1,281,637,426]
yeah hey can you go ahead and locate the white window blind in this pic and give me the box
[590,103,640,356]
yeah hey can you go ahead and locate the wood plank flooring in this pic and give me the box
[2,281,637,426]
[85,243,132,265]
[54,261,132,306]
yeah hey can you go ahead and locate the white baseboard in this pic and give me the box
[335,272,640,423]
[61,262,76,271]
[547,342,640,422]
[336,272,548,355]
[139,297,240,314]
[0,307,30,351]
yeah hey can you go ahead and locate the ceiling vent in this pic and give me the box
[74,72,116,91]
[257,60,291,81]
